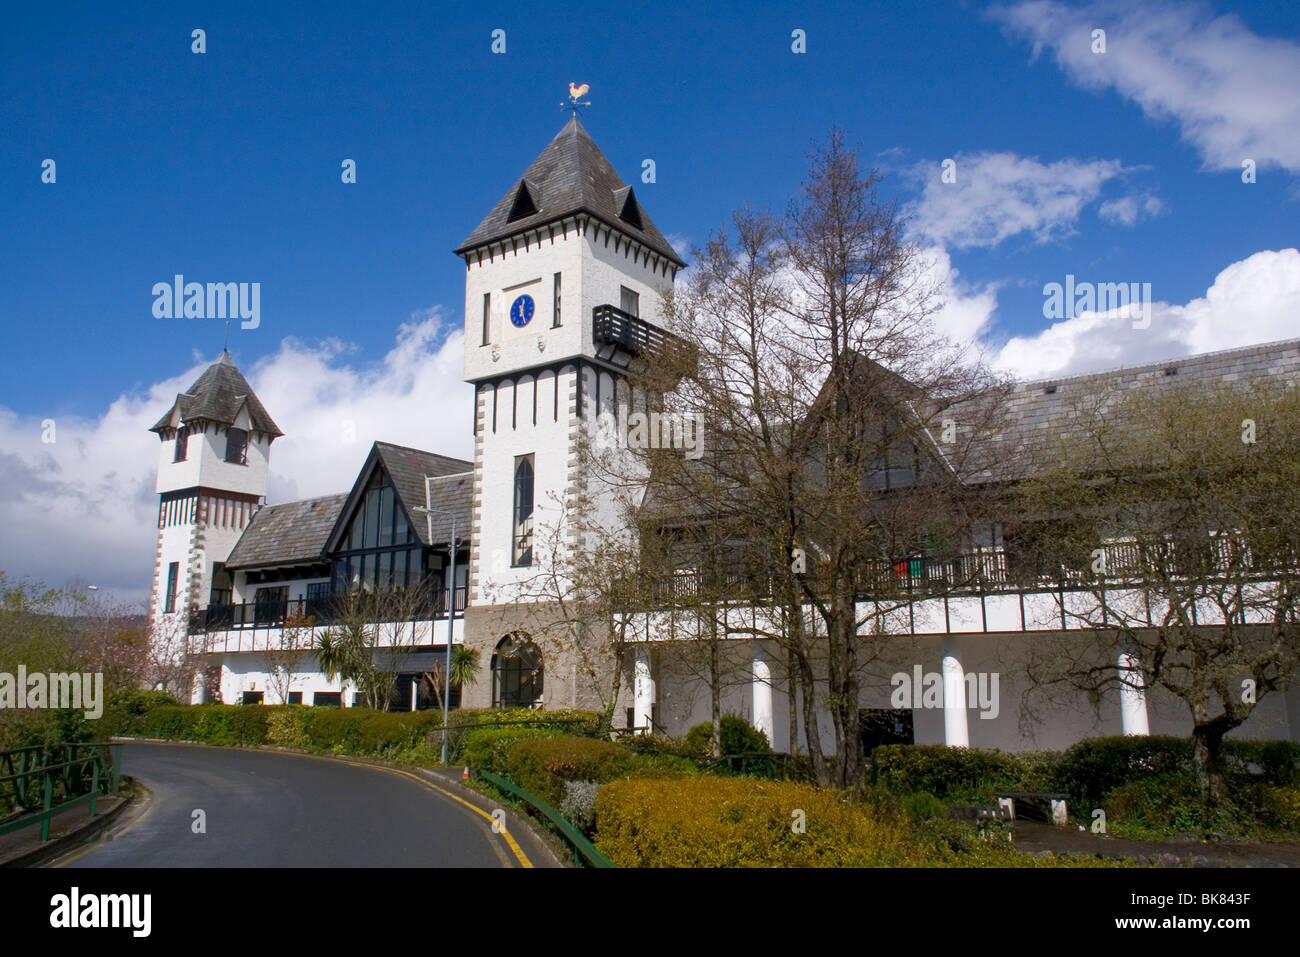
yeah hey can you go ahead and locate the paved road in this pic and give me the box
[54,744,523,868]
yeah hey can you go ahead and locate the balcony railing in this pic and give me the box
[647,536,1300,607]
[592,304,674,358]
[190,587,468,634]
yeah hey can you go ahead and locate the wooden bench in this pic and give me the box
[995,791,1070,826]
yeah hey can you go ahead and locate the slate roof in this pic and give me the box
[371,442,472,546]
[419,472,473,547]
[225,494,347,570]
[952,337,1300,483]
[456,116,686,268]
[150,351,283,437]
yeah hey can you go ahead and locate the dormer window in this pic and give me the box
[173,426,189,462]
[225,427,248,465]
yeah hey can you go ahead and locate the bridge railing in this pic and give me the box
[0,742,122,842]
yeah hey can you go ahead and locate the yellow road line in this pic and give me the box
[335,760,532,868]
[49,785,157,869]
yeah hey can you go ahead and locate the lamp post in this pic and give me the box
[415,477,459,765]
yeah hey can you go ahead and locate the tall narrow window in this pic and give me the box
[512,455,534,566]
[482,292,491,345]
[164,562,179,613]
[620,285,639,317]
[173,426,189,462]
[552,272,562,327]
[225,427,248,465]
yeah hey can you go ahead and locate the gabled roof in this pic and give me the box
[325,442,473,552]
[456,116,686,268]
[149,351,283,438]
[224,494,346,570]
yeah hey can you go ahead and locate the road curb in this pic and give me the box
[0,778,139,869]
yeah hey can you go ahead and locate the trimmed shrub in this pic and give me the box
[141,705,200,741]
[595,776,917,867]
[872,744,1023,801]
[901,790,946,823]
[1257,785,1300,830]
[1056,736,1192,805]
[684,715,772,759]
[265,707,309,749]
[497,736,636,807]
[1222,740,1300,786]
[299,706,366,753]
[460,725,564,770]
[1101,772,1208,835]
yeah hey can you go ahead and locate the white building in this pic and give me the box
[150,117,1300,754]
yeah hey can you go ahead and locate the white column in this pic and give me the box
[942,637,970,748]
[1118,647,1150,736]
[751,653,773,746]
[633,653,654,734]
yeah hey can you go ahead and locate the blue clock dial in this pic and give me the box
[510,294,535,328]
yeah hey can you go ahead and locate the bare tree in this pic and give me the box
[265,609,314,705]
[1012,376,1300,823]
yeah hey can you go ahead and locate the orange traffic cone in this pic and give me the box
[462,766,469,781]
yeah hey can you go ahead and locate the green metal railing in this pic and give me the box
[477,770,615,868]
[0,742,122,842]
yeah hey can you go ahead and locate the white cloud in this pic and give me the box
[1098,193,1164,226]
[993,248,1300,379]
[992,0,1300,173]
[920,246,1002,345]
[0,310,471,608]
[907,151,1129,249]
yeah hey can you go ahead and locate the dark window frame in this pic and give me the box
[552,272,562,328]
[482,292,491,346]
[512,455,534,567]
[164,562,179,613]
[225,427,248,465]
[173,426,189,462]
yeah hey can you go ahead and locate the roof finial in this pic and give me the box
[563,82,590,118]
[223,320,231,354]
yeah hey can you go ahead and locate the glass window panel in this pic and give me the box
[379,487,394,547]
[378,551,392,588]
[361,554,374,589]
[393,552,407,588]
[395,509,410,545]
[349,510,364,549]
[364,489,381,549]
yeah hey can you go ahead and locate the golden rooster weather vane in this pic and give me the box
[563,82,591,117]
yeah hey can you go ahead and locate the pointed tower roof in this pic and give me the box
[149,351,283,438]
[456,115,685,267]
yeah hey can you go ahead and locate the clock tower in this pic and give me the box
[454,114,685,709]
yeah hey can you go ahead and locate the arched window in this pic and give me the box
[492,633,543,709]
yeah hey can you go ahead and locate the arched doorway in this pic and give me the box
[492,632,544,708]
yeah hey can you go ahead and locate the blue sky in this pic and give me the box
[1,0,1298,600]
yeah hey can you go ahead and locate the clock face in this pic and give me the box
[510,294,535,328]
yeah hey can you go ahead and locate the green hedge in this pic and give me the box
[872,744,1026,801]
[495,736,638,807]
[683,715,772,759]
